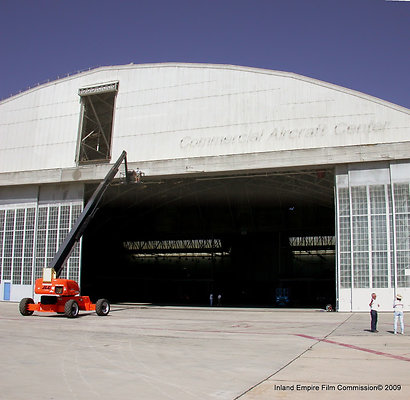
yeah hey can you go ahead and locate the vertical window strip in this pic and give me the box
[3,210,15,280]
[35,207,48,280]
[68,204,82,281]
[58,205,70,279]
[394,183,410,288]
[12,209,25,284]
[12,230,23,284]
[369,186,389,288]
[351,186,369,288]
[397,251,410,288]
[22,208,36,285]
[0,210,5,283]
[46,206,59,259]
[338,187,351,288]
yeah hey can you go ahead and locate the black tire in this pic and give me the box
[64,299,79,318]
[19,298,34,316]
[96,298,110,316]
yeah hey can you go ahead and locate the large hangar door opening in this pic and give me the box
[81,169,335,307]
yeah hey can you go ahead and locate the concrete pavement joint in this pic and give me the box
[232,350,308,399]
[295,334,410,362]
[232,313,355,399]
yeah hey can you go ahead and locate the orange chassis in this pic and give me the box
[19,277,110,318]
[27,295,96,313]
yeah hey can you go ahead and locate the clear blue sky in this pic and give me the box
[1,0,409,108]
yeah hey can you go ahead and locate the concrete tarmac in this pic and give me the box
[0,302,409,400]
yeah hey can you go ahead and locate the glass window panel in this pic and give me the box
[0,209,5,227]
[394,184,409,214]
[60,206,70,229]
[353,252,369,288]
[371,215,387,251]
[12,257,22,284]
[352,216,368,252]
[5,210,15,231]
[37,207,48,230]
[397,251,410,288]
[3,257,12,280]
[351,186,367,216]
[3,230,14,257]
[370,185,386,215]
[395,215,410,251]
[372,251,388,288]
[22,258,33,285]
[13,230,24,258]
[338,188,350,216]
[339,216,351,252]
[339,252,351,288]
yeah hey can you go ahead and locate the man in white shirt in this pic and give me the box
[369,293,379,332]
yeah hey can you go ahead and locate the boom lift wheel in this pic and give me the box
[19,298,34,316]
[64,299,80,318]
[96,298,110,316]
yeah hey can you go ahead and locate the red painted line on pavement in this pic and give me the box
[295,333,410,362]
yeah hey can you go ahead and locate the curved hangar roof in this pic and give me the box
[0,63,409,185]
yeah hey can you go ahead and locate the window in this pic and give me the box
[394,184,410,287]
[370,186,388,288]
[77,82,118,164]
[34,203,82,280]
[0,203,82,287]
[338,188,351,288]
[337,181,410,290]
[0,207,36,285]
[350,186,370,288]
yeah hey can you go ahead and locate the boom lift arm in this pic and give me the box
[51,150,130,278]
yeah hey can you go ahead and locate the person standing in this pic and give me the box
[217,294,222,306]
[209,293,213,307]
[393,294,404,335]
[369,293,380,332]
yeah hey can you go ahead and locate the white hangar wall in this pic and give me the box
[0,63,409,310]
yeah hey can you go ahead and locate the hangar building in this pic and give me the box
[0,63,409,311]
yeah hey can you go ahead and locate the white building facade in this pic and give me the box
[0,63,409,310]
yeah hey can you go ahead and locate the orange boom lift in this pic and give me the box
[19,151,139,318]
